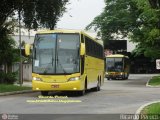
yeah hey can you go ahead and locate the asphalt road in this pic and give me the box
[0,74,160,119]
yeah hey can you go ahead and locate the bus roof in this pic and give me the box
[106,54,128,58]
[37,29,82,34]
[36,29,103,46]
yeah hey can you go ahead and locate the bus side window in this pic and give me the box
[85,36,90,55]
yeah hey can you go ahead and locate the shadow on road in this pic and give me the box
[106,79,129,81]
[48,89,96,97]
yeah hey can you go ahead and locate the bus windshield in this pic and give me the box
[33,33,80,74]
[106,58,123,72]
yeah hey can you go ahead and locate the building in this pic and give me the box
[105,39,159,73]
[11,28,36,81]
[11,28,36,45]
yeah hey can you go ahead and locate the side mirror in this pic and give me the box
[80,43,85,55]
[25,44,31,56]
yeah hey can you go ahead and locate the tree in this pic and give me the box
[0,0,68,30]
[149,0,160,9]
[0,0,69,75]
[131,0,160,58]
[86,0,140,46]
[86,0,160,58]
[22,0,68,30]
[0,19,19,72]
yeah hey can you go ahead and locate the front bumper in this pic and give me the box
[105,72,124,79]
[32,80,84,91]
[106,74,123,79]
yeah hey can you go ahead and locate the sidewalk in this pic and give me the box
[14,81,32,87]
[22,81,32,87]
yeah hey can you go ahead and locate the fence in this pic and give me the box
[12,63,32,81]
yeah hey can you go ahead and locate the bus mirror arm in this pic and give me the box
[80,43,85,56]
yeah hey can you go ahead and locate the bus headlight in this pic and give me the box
[33,77,42,81]
[106,72,109,75]
[68,76,80,81]
[120,72,123,75]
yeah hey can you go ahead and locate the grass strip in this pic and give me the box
[148,76,160,86]
[0,84,31,93]
[140,103,160,120]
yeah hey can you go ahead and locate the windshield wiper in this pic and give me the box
[57,58,68,74]
[43,57,54,74]
[43,48,55,74]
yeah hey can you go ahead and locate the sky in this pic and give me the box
[57,0,105,30]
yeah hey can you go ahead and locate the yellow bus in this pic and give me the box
[105,54,130,80]
[25,30,104,96]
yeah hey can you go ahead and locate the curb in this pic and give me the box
[146,76,152,87]
[135,101,160,115]
[0,90,37,96]
[146,76,160,88]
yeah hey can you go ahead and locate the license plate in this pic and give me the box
[51,84,59,88]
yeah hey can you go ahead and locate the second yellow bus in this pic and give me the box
[105,54,130,80]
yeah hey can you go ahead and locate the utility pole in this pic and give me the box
[18,9,23,86]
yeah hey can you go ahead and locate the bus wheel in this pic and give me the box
[126,74,129,80]
[41,91,49,96]
[122,75,126,80]
[125,76,128,80]
[93,80,100,92]
[77,90,85,96]
[96,80,101,91]
[123,74,128,80]
[76,80,87,96]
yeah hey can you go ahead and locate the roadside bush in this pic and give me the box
[0,72,5,83]
[0,72,17,84]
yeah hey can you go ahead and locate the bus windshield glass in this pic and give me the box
[106,58,123,72]
[33,33,80,74]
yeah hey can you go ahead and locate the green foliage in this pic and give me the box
[86,0,140,46]
[0,0,69,76]
[4,72,18,84]
[87,0,160,58]
[0,0,69,30]
[0,84,31,93]
[0,33,19,65]
[0,72,17,84]
[131,0,160,58]
[33,0,67,30]
[0,20,20,76]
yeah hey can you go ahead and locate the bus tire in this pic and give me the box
[126,76,128,80]
[76,79,87,96]
[77,90,85,96]
[41,91,49,96]
[122,75,126,80]
[93,79,100,92]
[97,80,101,91]
[126,74,129,79]
[124,74,129,80]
